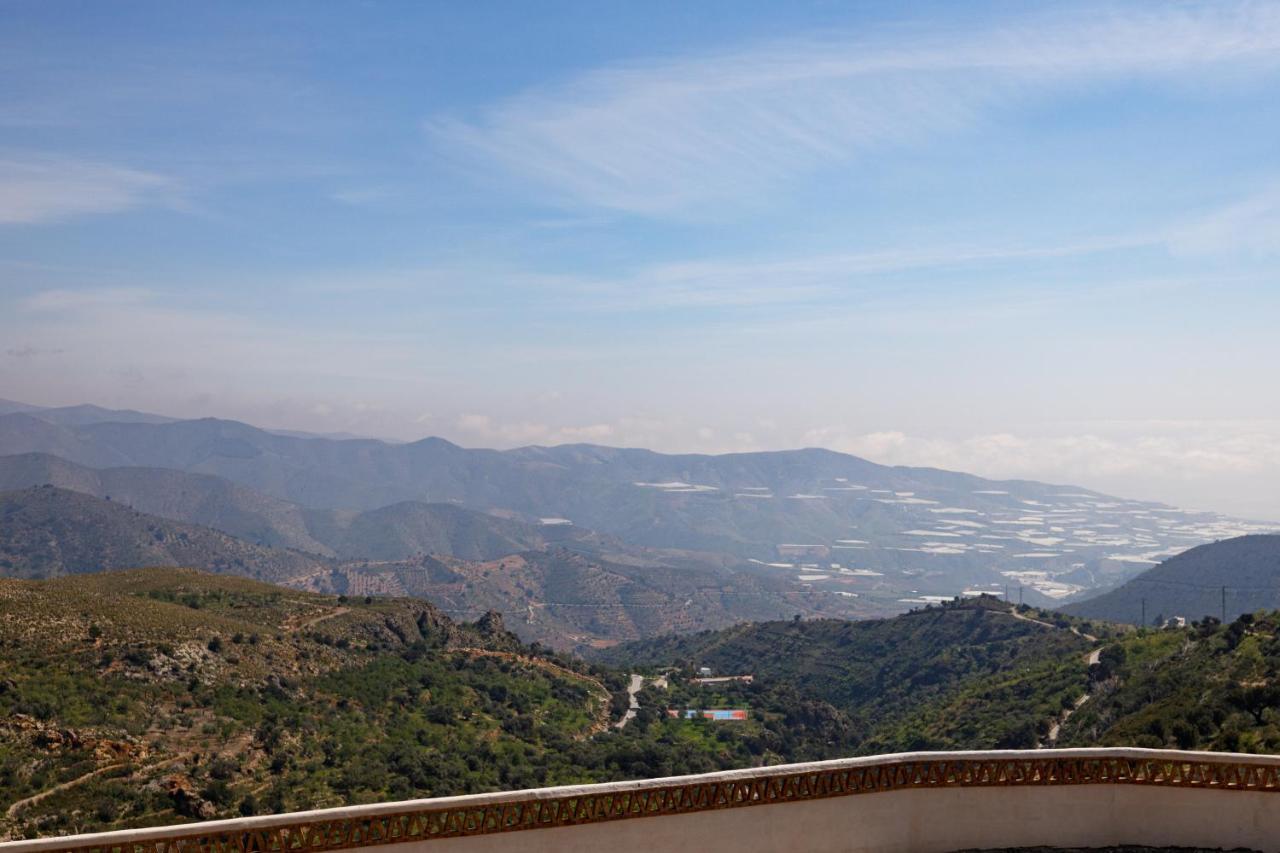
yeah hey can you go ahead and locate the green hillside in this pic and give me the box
[0,569,606,839]
[1059,612,1280,754]
[597,597,1109,751]
[0,569,885,840]
[14,568,1280,841]
[1062,535,1280,625]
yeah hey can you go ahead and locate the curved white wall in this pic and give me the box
[5,749,1280,853]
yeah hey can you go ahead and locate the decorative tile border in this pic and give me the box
[10,750,1280,853]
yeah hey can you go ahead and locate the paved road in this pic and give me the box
[1007,607,1098,642]
[615,674,644,729]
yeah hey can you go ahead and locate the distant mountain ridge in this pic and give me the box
[0,399,176,426]
[1061,535,1280,625]
[0,486,851,647]
[0,453,584,561]
[0,486,327,582]
[297,548,848,652]
[0,401,1271,610]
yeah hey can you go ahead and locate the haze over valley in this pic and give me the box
[0,398,1270,651]
[5,2,1280,843]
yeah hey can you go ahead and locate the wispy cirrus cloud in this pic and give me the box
[429,3,1280,216]
[0,155,173,224]
[20,287,155,312]
[1169,184,1280,257]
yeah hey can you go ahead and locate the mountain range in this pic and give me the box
[0,453,588,561]
[0,398,1272,625]
[297,548,842,650]
[0,486,327,583]
[1062,535,1280,625]
[0,485,851,649]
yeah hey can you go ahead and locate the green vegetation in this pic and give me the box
[0,569,867,840]
[599,596,1112,753]
[0,569,579,837]
[12,567,1280,844]
[1060,611,1280,753]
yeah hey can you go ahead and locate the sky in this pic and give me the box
[1,1,1279,519]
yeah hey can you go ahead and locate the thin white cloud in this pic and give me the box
[452,414,615,446]
[429,4,1280,216]
[0,156,173,224]
[818,424,1280,519]
[575,234,1154,309]
[1169,185,1280,256]
[21,288,154,312]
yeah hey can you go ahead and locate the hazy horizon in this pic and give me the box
[3,1,1279,519]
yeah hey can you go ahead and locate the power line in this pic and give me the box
[1118,576,1280,593]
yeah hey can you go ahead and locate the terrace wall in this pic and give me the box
[5,748,1280,853]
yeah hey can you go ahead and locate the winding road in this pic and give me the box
[614,674,667,730]
[997,607,1104,748]
[615,674,644,729]
[1044,646,1104,746]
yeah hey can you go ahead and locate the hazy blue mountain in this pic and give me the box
[0,398,42,416]
[0,485,865,647]
[0,452,335,554]
[0,453,584,561]
[0,400,176,425]
[1061,535,1280,625]
[23,403,177,426]
[0,413,133,468]
[0,486,328,582]
[0,411,1269,609]
[0,398,382,440]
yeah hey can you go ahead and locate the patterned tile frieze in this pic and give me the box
[20,754,1280,853]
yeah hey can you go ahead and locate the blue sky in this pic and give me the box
[2,1,1280,517]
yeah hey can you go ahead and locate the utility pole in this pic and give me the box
[1141,597,1146,628]
[1222,586,1227,624]
[1018,586,1023,607]
[1004,584,1009,603]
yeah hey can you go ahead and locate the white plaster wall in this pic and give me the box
[7,750,1280,853]
[377,785,1280,853]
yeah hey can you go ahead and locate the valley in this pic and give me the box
[8,9,1280,849]
[0,401,1270,632]
[9,562,1280,840]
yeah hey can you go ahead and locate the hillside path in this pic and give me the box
[5,723,258,823]
[1006,608,1098,642]
[999,607,1104,748]
[5,762,128,819]
[1043,646,1105,746]
[292,606,350,632]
